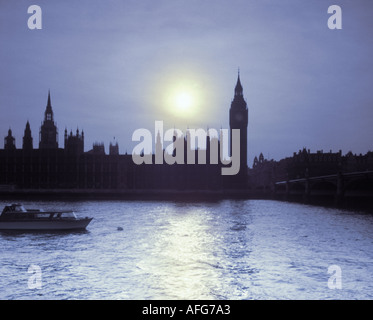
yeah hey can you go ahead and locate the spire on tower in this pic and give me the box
[234,70,243,97]
[47,89,51,107]
[39,90,59,149]
[44,90,54,122]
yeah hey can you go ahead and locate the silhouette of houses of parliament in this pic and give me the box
[0,75,249,192]
[1,76,372,195]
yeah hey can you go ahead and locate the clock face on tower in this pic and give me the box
[234,112,244,122]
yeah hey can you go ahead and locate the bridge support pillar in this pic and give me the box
[285,181,289,201]
[335,171,344,206]
[303,178,310,204]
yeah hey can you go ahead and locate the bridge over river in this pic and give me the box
[274,171,373,208]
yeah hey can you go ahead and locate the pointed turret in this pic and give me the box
[4,127,16,150]
[155,129,163,164]
[23,121,33,150]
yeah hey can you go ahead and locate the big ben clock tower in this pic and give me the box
[229,71,248,182]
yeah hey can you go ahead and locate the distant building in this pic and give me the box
[249,148,373,192]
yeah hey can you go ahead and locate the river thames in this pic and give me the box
[0,199,372,300]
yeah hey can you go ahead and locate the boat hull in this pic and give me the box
[0,218,92,231]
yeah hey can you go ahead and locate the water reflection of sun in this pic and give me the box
[137,205,222,299]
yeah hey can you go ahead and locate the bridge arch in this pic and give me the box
[344,176,373,193]
[309,179,337,191]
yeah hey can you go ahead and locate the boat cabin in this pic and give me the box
[0,204,77,220]
[1,204,29,219]
[3,204,27,213]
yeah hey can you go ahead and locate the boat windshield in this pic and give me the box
[59,212,77,219]
[12,204,27,212]
[67,212,77,219]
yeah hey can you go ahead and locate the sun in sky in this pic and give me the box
[147,66,217,128]
[171,89,195,115]
[163,80,200,119]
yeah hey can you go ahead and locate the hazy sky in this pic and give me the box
[1,0,372,166]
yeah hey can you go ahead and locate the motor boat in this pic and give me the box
[0,203,92,231]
